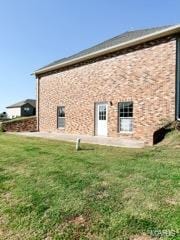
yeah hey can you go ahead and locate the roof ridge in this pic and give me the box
[7,99,36,108]
[34,24,180,74]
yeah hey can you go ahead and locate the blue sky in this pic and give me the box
[0,0,180,111]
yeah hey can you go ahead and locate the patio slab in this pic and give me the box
[8,131,145,148]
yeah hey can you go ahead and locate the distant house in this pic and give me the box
[6,99,36,119]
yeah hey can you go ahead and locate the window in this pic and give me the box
[57,106,65,128]
[99,105,106,120]
[119,102,133,132]
[24,107,30,112]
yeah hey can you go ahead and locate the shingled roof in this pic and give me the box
[34,24,180,75]
[7,99,36,109]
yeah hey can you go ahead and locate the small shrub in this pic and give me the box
[0,123,4,132]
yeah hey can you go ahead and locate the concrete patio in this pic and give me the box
[9,131,145,148]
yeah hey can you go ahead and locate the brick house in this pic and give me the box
[34,25,180,145]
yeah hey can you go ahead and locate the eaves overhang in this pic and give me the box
[33,24,180,76]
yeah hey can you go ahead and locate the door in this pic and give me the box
[96,103,108,136]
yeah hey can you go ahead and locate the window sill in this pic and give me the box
[57,127,65,129]
[119,131,133,134]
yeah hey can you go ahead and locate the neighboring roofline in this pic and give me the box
[33,24,180,76]
[6,104,34,109]
[6,100,36,109]
[6,106,21,109]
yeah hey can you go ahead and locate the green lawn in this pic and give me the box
[0,132,179,240]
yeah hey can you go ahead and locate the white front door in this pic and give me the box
[96,103,108,136]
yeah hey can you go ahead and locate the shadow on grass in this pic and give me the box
[77,145,95,151]
[127,215,158,232]
[79,148,95,151]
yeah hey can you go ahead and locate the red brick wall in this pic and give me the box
[37,37,176,145]
[2,117,37,132]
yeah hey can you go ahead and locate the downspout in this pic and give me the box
[176,37,180,120]
[36,75,40,131]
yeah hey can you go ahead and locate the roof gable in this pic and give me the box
[7,99,36,109]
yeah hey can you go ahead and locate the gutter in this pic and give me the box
[33,24,180,76]
[176,37,180,120]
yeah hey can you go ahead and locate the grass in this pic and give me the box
[0,131,179,240]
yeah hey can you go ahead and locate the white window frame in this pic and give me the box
[24,107,30,112]
[119,102,133,133]
[57,106,65,128]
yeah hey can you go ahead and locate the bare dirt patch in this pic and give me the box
[130,234,156,240]
[173,144,180,149]
[123,187,141,200]
[165,191,180,206]
[55,214,90,233]
[44,214,92,239]
[69,215,88,226]
[165,198,179,206]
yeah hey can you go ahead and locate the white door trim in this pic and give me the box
[95,102,108,136]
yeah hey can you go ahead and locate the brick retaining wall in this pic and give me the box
[2,117,37,132]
